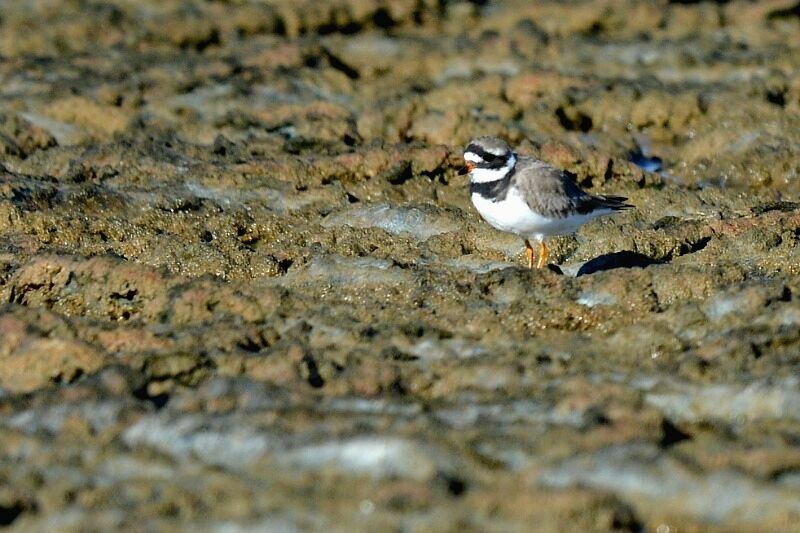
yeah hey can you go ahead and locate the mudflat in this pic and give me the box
[1,1,799,530]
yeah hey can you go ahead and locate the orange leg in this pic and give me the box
[536,240,549,269]
[524,239,535,269]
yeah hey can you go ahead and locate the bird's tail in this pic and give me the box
[596,195,633,211]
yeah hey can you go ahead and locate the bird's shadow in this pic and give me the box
[575,251,662,277]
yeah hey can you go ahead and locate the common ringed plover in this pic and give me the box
[459,136,632,269]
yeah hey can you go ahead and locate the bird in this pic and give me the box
[459,136,632,269]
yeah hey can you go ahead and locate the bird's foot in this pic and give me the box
[524,239,535,269]
[536,241,549,269]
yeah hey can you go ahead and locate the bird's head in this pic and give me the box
[459,136,516,183]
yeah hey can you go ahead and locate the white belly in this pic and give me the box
[471,189,609,241]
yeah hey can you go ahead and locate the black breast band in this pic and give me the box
[469,165,516,202]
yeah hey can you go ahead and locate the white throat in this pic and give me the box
[469,154,516,184]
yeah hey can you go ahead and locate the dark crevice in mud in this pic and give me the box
[212,134,240,158]
[236,338,266,354]
[443,475,468,498]
[386,164,414,185]
[389,377,407,396]
[133,387,170,409]
[767,1,800,20]
[677,235,711,257]
[179,29,221,52]
[276,257,294,274]
[8,283,48,306]
[317,48,360,79]
[514,18,550,45]
[769,466,800,482]
[421,166,447,183]
[750,326,800,360]
[555,106,593,132]
[318,20,363,36]
[9,183,59,212]
[343,132,359,146]
[402,323,452,340]
[782,431,800,446]
[0,134,23,158]
[609,504,643,532]
[384,345,418,362]
[585,407,612,427]
[750,201,799,215]
[360,326,378,339]
[301,355,325,388]
[0,499,36,526]
[659,419,692,448]
[272,16,287,36]
[603,158,614,182]
[110,289,138,301]
[581,21,606,37]
[436,472,469,498]
[140,354,213,393]
[237,226,260,247]
[750,342,763,359]
[51,368,84,386]
[371,7,396,29]
[765,88,787,107]
[769,285,792,305]
[237,330,274,353]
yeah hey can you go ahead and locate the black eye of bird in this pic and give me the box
[483,153,497,162]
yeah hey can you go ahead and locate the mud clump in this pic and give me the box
[0,0,799,530]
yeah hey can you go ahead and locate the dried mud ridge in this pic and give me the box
[1,1,800,531]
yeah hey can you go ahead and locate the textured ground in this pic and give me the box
[1,1,800,531]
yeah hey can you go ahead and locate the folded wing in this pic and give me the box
[515,158,633,218]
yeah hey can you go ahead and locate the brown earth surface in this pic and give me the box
[1,0,800,531]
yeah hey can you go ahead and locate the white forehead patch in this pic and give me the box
[464,152,482,163]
